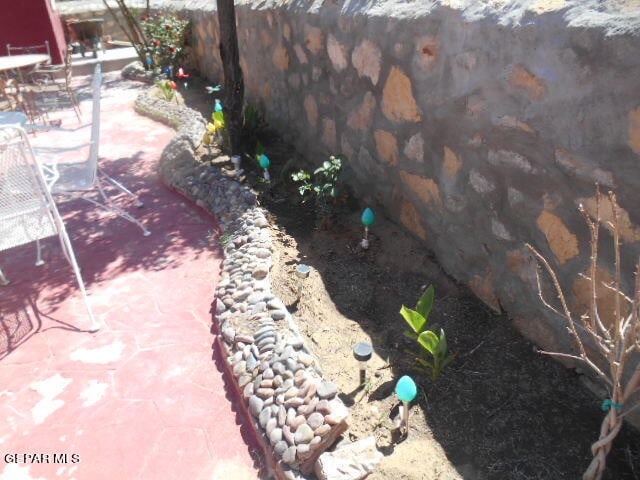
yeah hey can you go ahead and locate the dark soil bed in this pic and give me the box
[178,77,640,480]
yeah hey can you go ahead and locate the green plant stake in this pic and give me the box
[395,375,417,436]
[361,208,375,249]
[259,154,271,183]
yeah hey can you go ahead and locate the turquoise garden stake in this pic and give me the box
[360,208,375,249]
[395,375,417,436]
[259,154,271,183]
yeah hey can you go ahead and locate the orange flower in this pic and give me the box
[170,81,178,90]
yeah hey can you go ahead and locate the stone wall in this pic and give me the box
[190,2,640,362]
[73,0,640,420]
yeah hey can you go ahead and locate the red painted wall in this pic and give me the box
[0,0,67,64]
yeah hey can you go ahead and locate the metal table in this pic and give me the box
[0,54,49,82]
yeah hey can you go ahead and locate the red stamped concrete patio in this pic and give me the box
[0,74,260,480]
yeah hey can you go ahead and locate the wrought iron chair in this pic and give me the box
[0,78,48,126]
[0,126,98,331]
[25,47,81,122]
[36,63,150,236]
[6,41,51,58]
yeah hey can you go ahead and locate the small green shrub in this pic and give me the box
[155,79,178,102]
[291,155,344,227]
[401,285,455,381]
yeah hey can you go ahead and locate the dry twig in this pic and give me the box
[526,187,640,480]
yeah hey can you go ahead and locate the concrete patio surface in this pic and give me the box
[0,73,261,480]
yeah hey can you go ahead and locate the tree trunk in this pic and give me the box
[216,0,244,155]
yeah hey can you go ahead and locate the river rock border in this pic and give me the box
[131,71,350,479]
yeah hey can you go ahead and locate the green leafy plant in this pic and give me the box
[140,11,190,72]
[291,155,344,227]
[401,285,455,381]
[155,79,178,102]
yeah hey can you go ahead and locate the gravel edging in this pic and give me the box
[131,76,350,480]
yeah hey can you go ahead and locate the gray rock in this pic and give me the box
[278,405,286,426]
[274,440,288,456]
[249,395,264,417]
[246,354,258,372]
[307,412,325,430]
[266,417,278,435]
[236,334,254,344]
[317,381,338,399]
[221,327,235,343]
[269,427,283,445]
[285,358,299,372]
[294,424,314,444]
[282,446,297,464]
[232,361,246,377]
[238,375,252,388]
[287,337,304,349]
[314,436,383,480]
[215,298,226,314]
[259,407,272,429]
[271,310,287,321]
[243,382,254,400]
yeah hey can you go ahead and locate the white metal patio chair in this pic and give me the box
[36,63,150,236]
[0,125,99,331]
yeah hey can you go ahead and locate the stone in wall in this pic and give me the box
[399,171,442,209]
[403,134,424,164]
[272,45,290,71]
[487,150,533,173]
[579,194,640,243]
[347,92,376,131]
[374,130,399,166]
[507,248,535,283]
[305,24,324,55]
[443,146,462,178]
[304,95,318,128]
[494,115,535,134]
[510,65,548,100]
[351,39,381,85]
[414,36,438,70]
[572,266,629,330]
[381,67,421,123]
[469,271,501,313]
[554,148,614,187]
[399,200,428,240]
[322,118,337,151]
[260,29,273,47]
[536,210,579,265]
[288,73,301,90]
[469,169,495,194]
[327,34,348,72]
[628,107,640,155]
[294,44,309,64]
[491,218,514,241]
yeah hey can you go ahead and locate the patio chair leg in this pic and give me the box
[35,239,44,266]
[99,169,144,207]
[0,267,9,286]
[95,178,151,236]
[55,225,100,332]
